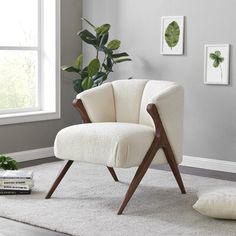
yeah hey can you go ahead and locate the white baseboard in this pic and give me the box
[4,147,54,162]
[3,147,236,174]
[182,155,236,174]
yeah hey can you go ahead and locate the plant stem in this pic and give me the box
[101,54,107,72]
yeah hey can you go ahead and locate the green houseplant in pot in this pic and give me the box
[0,155,17,170]
[62,18,131,93]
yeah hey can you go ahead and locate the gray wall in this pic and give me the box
[0,0,82,154]
[83,0,236,162]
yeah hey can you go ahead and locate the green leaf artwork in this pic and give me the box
[209,51,224,80]
[165,21,180,49]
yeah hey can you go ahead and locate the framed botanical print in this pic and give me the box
[160,16,184,55]
[204,44,230,85]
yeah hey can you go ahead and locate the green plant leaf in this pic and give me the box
[95,24,110,36]
[215,51,221,57]
[102,63,113,72]
[78,30,97,45]
[88,59,100,77]
[0,155,17,170]
[165,21,180,49]
[99,45,113,56]
[93,73,108,86]
[102,57,113,73]
[74,54,83,69]
[81,18,96,29]
[92,72,107,83]
[107,57,112,69]
[81,66,88,79]
[209,53,217,60]
[218,57,224,63]
[107,40,121,50]
[111,52,129,58]
[98,33,109,47]
[213,60,219,68]
[102,63,110,72]
[61,66,80,73]
[114,58,132,63]
[73,79,83,93]
[210,51,224,68]
[82,77,94,90]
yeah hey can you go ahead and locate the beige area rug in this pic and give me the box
[0,162,236,236]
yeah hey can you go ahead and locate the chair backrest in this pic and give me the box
[111,79,180,126]
[111,79,147,123]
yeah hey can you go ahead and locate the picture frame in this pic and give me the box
[160,16,184,55]
[204,44,230,85]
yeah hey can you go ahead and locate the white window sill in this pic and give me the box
[0,110,61,126]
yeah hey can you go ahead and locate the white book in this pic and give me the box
[0,180,34,188]
[0,185,31,191]
[0,179,32,185]
[0,170,33,179]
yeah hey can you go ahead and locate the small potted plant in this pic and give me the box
[0,155,17,170]
[62,18,131,93]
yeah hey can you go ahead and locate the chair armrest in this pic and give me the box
[148,84,184,130]
[147,84,184,164]
[73,83,116,123]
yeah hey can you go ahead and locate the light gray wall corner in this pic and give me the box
[0,0,82,154]
[83,0,236,162]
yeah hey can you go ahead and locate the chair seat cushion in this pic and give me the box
[54,123,167,168]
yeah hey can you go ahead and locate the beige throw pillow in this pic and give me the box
[193,187,236,219]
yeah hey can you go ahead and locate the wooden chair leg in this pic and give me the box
[163,144,186,194]
[107,167,119,182]
[117,138,161,215]
[146,103,186,195]
[45,160,74,199]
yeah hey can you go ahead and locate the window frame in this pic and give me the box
[0,0,61,125]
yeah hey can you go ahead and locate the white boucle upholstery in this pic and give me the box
[76,83,116,122]
[55,123,161,167]
[140,81,184,164]
[112,79,147,123]
[55,79,184,167]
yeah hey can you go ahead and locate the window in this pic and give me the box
[0,0,60,125]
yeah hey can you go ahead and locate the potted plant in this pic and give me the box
[0,155,17,170]
[62,18,131,93]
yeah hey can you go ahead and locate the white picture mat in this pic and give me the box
[160,16,184,55]
[204,44,230,85]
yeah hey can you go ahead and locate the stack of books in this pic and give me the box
[0,170,34,195]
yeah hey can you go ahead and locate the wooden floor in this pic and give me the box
[0,157,235,236]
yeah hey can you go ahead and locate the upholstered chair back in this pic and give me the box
[112,80,146,123]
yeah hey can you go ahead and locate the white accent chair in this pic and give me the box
[46,79,186,214]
